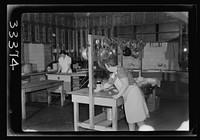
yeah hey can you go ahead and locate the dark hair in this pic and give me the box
[60,50,66,55]
[104,59,117,67]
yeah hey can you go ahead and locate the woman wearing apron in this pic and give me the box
[103,60,150,131]
[57,50,72,74]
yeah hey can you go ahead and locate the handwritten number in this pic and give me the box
[8,20,19,71]
[9,50,19,57]
[9,31,18,38]
[10,58,19,70]
[9,21,18,28]
[8,41,18,49]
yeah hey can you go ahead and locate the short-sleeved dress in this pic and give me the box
[114,66,149,124]
[58,55,72,73]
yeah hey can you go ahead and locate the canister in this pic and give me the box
[53,63,58,70]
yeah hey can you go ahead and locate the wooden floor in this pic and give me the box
[22,96,189,132]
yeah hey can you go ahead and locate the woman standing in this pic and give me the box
[102,60,149,131]
[57,50,72,74]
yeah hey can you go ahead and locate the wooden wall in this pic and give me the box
[21,12,188,69]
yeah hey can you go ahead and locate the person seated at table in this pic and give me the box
[57,50,72,74]
[101,60,150,131]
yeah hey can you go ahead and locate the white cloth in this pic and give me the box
[58,55,72,73]
[114,76,149,124]
[135,77,161,87]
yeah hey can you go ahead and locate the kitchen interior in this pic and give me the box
[21,11,189,132]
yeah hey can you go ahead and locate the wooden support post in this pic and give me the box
[152,87,156,112]
[75,17,79,60]
[74,102,79,131]
[67,30,70,53]
[72,30,75,59]
[56,27,59,60]
[61,84,64,107]
[21,89,26,120]
[138,49,143,77]
[88,35,94,129]
[179,24,183,70]
[75,29,78,60]
[138,58,142,77]
[120,51,123,67]
[112,106,118,131]
[47,90,51,106]
[80,29,83,60]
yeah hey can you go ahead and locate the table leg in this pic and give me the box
[112,106,118,131]
[21,89,26,120]
[61,84,64,107]
[74,102,79,131]
[47,90,51,107]
[63,90,66,101]
[152,88,156,112]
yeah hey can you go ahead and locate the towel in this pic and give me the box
[135,77,161,87]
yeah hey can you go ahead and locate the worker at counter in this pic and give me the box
[100,60,150,131]
[57,50,72,74]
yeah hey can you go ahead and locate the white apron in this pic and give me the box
[59,56,72,73]
[114,76,150,124]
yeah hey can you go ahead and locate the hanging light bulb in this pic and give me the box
[183,48,188,52]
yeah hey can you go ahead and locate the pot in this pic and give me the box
[131,51,139,59]
[123,47,132,56]
[81,48,88,60]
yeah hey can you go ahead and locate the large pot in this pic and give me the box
[123,47,132,56]
[81,48,88,60]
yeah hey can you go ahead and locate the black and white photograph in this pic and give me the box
[6,4,197,137]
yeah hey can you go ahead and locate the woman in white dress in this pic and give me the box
[103,60,149,131]
[57,50,72,74]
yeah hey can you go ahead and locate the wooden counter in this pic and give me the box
[22,80,64,120]
[46,73,88,92]
[128,69,188,82]
[129,70,189,98]
[22,70,57,78]
[67,88,124,131]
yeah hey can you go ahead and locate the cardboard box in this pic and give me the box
[32,91,48,103]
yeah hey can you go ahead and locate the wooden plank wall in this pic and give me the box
[21,12,187,67]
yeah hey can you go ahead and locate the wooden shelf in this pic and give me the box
[79,109,124,131]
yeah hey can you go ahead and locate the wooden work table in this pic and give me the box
[22,70,57,79]
[47,72,87,76]
[67,88,124,131]
[68,83,158,131]
[21,80,64,120]
[46,72,88,91]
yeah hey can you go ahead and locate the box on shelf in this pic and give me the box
[72,86,80,91]
[30,75,46,82]
[31,91,48,103]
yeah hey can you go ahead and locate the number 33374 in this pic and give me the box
[8,20,19,71]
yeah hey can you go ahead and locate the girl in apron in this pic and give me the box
[57,50,72,74]
[103,61,150,131]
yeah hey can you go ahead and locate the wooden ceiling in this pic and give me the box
[164,12,188,24]
[62,12,188,24]
[52,12,188,24]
